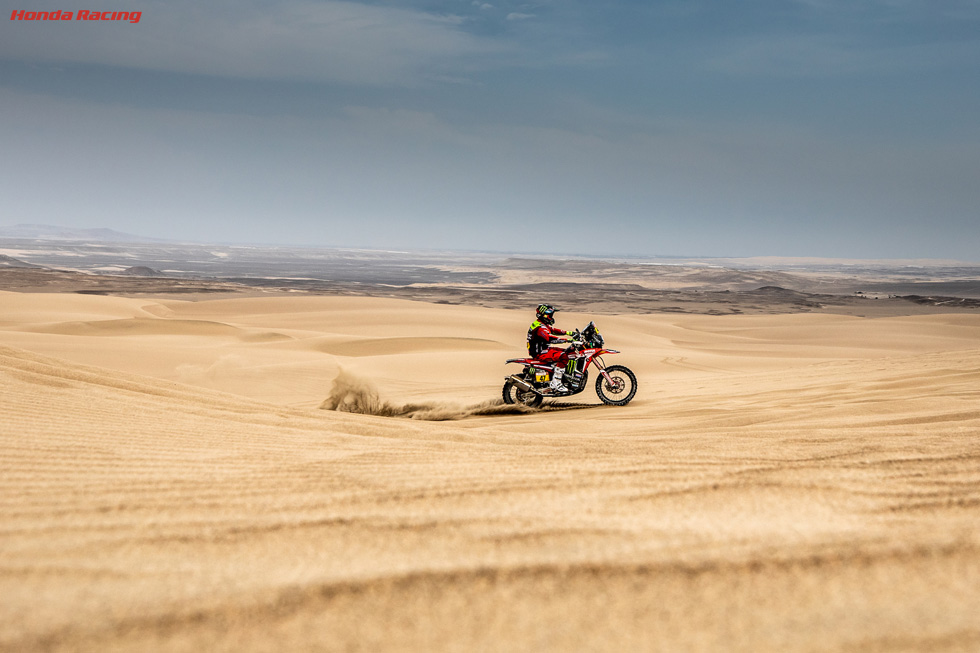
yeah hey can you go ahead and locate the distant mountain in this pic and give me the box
[0,224,172,243]
[0,254,41,268]
[119,266,163,277]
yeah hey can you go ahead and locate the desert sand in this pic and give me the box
[2,288,980,652]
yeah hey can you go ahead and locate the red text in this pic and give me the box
[10,9,142,23]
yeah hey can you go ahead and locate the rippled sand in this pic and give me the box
[2,291,979,652]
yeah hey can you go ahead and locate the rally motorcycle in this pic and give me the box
[502,321,637,407]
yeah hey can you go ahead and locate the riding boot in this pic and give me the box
[549,368,568,393]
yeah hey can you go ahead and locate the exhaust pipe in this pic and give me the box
[506,375,538,393]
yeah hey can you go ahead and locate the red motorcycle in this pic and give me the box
[502,321,637,407]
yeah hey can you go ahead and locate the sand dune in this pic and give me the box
[2,291,979,652]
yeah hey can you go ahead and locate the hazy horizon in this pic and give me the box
[2,1,978,259]
[6,221,980,268]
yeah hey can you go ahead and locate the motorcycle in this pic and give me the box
[502,321,637,407]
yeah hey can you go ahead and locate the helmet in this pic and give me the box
[536,303,558,325]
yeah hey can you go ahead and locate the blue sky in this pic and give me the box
[2,0,979,258]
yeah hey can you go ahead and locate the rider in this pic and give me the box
[527,304,576,393]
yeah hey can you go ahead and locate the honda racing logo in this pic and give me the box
[10,10,143,23]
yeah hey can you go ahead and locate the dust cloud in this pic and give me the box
[320,370,537,420]
[320,370,598,420]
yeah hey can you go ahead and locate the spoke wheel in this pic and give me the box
[595,365,638,406]
[502,381,543,408]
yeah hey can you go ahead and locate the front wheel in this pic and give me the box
[502,380,543,408]
[595,365,637,406]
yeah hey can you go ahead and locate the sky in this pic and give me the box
[2,0,979,259]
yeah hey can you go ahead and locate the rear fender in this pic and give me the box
[507,358,552,371]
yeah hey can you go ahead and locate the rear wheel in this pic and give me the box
[502,380,543,408]
[595,365,637,406]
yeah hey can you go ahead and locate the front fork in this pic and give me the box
[593,357,615,385]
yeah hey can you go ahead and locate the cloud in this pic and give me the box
[789,0,980,22]
[506,12,536,20]
[704,33,980,77]
[0,0,506,85]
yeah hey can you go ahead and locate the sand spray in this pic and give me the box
[320,370,594,420]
